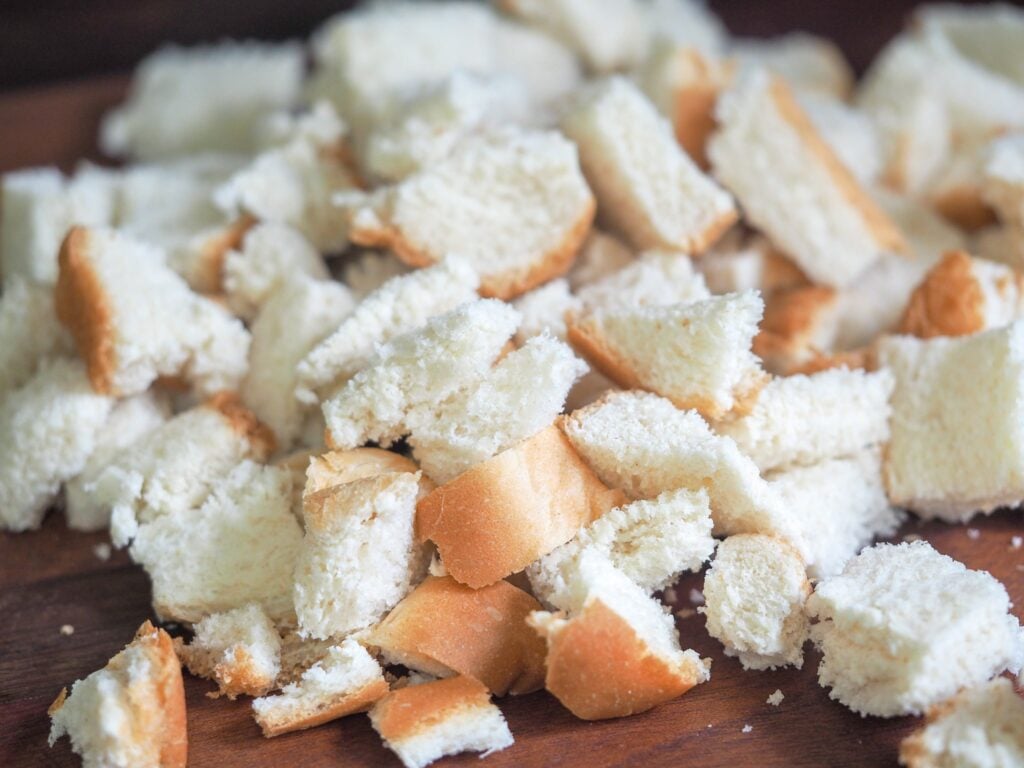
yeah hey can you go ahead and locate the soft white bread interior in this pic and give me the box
[252,637,389,738]
[177,603,282,699]
[0,358,113,532]
[369,674,513,768]
[700,533,811,670]
[48,621,187,768]
[0,277,71,398]
[731,32,854,98]
[574,249,711,311]
[568,230,634,290]
[560,77,735,253]
[513,278,582,343]
[798,91,881,185]
[807,541,1024,717]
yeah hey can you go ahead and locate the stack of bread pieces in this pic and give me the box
[1,1,1021,766]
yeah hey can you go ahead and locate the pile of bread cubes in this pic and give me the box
[2,0,1023,766]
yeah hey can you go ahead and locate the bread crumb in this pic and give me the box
[675,608,697,619]
[93,543,111,561]
[1010,535,1022,550]
[59,624,75,636]
[902,533,922,543]
[706,723,713,729]
[689,588,705,605]
[662,586,678,604]
[767,689,785,706]
[742,724,753,733]
[966,528,980,540]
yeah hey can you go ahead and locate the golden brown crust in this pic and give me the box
[255,677,390,738]
[788,347,876,375]
[192,216,256,295]
[368,576,547,696]
[670,50,726,169]
[204,391,276,460]
[753,285,839,373]
[533,599,705,720]
[304,448,424,498]
[760,244,810,294]
[416,426,625,589]
[371,676,492,742]
[932,185,996,232]
[55,227,117,394]
[899,250,986,338]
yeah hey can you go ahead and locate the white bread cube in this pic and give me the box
[715,368,894,472]
[753,285,841,374]
[100,41,303,159]
[562,77,735,254]
[48,622,186,768]
[568,230,634,290]
[321,299,518,450]
[0,358,114,532]
[253,637,388,738]
[0,277,70,397]
[513,278,582,342]
[177,603,281,699]
[798,92,881,185]
[527,487,715,609]
[575,249,711,311]
[241,276,354,450]
[701,534,811,670]
[567,291,767,420]
[731,33,854,98]
[369,675,513,768]
[341,128,594,299]
[293,472,429,639]
[341,252,410,300]
[983,132,1024,228]
[65,392,170,531]
[807,541,1024,717]
[296,257,479,405]
[709,70,906,288]
[55,226,250,397]
[129,461,303,623]
[527,549,710,720]
[878,321,1024,520]
[900,678,1024,768]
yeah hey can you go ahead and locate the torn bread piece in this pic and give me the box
[0,277,70,397]
[568,291,766,420]
[879,321,1024,521]
[55,226,250,397]
[527,487,715,609]
[416,425,624,589]
[561,77,735,254]
[0,358,113,532]
[567,230,634,290]
[575,249,711,311]
[369,675,513,768]
[296,257,479,405]
[341,128,594,299]
[899,678,1024,768]
[130,461,303,623]
[807,541,1023,717]
[48,621,187,768]
[177,603,281,699]
[709,70,905,288]
[322,299,518,450]
[253,637,388,738]
[753,285,840,375]
[700,534,811,670]
[294,472,430,639]
[304,448,423,500]
[528,550,710,720]
[983,132,1024,229]
[100,41,302,159]
[731,32,854,98]
[367,575,546,696]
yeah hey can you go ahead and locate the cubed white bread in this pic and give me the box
[568,291,767,420]
[177,603,282,699]
[341,252,410,300]
[527,487,715,609]
[341,128,594,300]
[798,92,881,185]
[513,279,581,342]
[714,368,893,472]
[407,334,587,483]
[527,549,710,720]
[215,102,357,253]
[303,447,423,501]
[899,678,1024,768]
[55,226,250,397]
[48,622,187,768]
[296,258,479,405]
[0,166,116,284]
[0,358,113,532]
[241,276,354,450]
[369,675,513,768]
[701,534,811,670]
[321,299,518,450]
[100,41,303,159]
[698,232,808,297]
[730,33,854,98]
[417,425,624,588]
[856,37,951,194]
[575,250,711,311]
[293,472,429,639]
[983,132,1024,228]
[768,448,902,580]
[89,394,274,547]
[0,277,70,397]
[567,230,634,290]
[927,143,997,232]
[560,391,809,559]
[878,321,1024,520]
[709,70,906,288]
[561,77,735,254]
[366,575,547,696]
[130,461,302,623]
[807,541,1024,717]
[222,224,331,320]
[65,392,170,531]
[753,286,841,375]
[253,637,388,738]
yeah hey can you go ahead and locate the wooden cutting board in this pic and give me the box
[0,77,1022,768]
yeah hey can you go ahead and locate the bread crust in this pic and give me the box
[931,184,996,232]
[204,391,276,460]
[305,448,424,497]
[416,426,625,588]
[192,216,255,295]
[670,50,732,168]
[254,677,390,738]
[788,347,875,375]
[370,675,492,743]
[753,285,838,373]
[367,575,547,696]
[899,250,986,338]
[176,640,274,700]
